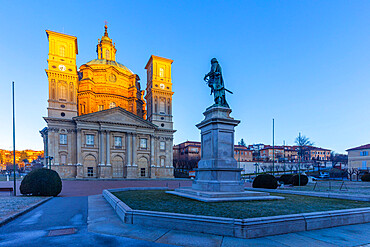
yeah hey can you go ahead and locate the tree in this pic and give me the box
[295,133,314,161]
[238,138,246,147]
[295,133,314,184]
[19,151,29,164]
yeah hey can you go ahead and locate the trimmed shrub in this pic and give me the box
[20,168,62,196]
[278,174,293,184]
[289,174,308,186]
[361,174,370,182]
[253,174,278,189]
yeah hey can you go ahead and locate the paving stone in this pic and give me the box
[221,236,287,247]
[266,232,337,247]
[155,230,223,247]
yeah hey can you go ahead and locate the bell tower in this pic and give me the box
[45,30,78,119]
[145,55,174,130]
[96,24,116,61]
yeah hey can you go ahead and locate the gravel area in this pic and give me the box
[0,196,46,221]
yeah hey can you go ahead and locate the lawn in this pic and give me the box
[282,180,370,196]
[112,190,370,219]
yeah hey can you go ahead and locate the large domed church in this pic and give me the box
[40,25,175,179]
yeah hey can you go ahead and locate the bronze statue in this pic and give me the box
[204,58,232,108]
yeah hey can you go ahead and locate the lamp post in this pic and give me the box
[272,118,275,176]
[49,156,53,169]
[12,81,16,196]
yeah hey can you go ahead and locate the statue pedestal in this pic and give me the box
[167,106,283,202]
[192,106,243,192]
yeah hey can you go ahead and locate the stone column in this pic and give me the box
[54,131,59,165]
[67,130,72,165]
[126,133,131,166]
[106,130,110,165]
[132,133,136,166]
[156,138,160,167]
[150,134,155,178]
[151,135,155,166]
[76,129,82,165]
[99,130,104,165]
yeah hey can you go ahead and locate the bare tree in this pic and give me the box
[354,168,362,181]
[348,168,356,181]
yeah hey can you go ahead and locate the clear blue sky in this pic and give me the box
[0,1,369,153]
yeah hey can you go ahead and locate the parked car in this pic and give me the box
[319,172,329,179]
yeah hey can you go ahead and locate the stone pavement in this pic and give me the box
[0,196,171,247]
[0,179,193,197]
[89,194,370,246]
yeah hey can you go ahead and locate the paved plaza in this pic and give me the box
[0,179,369,246]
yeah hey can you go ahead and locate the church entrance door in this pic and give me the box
[112,155,125,178]
[84,155,97,178]
[138,157,149,178]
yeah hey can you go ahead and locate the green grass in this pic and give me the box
[283,181,370,196]
[112,190,370,219]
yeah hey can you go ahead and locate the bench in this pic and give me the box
[0,187,14,196]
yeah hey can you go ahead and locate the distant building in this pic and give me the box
[173,141,252,170]
[346,144,370,172]
[234,145,253,162]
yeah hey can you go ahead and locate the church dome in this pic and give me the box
[85,59,133,74]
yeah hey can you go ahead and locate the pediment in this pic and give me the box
[73,107,157,128]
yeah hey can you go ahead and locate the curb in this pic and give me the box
[0,197,53,227]
[103,187,370,239]
[247,188,370,202]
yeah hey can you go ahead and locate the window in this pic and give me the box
[60,83,67,100]
[159,67,164,77]
[159,98,165,114]
[140,138,147,149]
[160,141,166,151]
[87,167,94,177]
[161,158,165,167]
[59,134,67,145]
[360,151,369,156]
[59,46,65,57]
[167,99,171,115]
[140,168,146,177]
[60,154,67,165]
[105,49,110,60]
[86,134,94,146]
[362,161,367,169]
[114,137,122,148]
[154,97,158,113]
[98,105,104,111]
[109,102,116,109]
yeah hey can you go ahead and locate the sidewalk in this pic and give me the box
[89,194,370,246]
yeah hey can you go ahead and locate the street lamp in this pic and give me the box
[46,156,53,169]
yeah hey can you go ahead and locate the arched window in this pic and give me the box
[59,46,65,57]
[60,83,67,100]
[70,83,74,101]
[109,102,116,109]
[167,99,171,115]
[154,97,158,113]
[159,98,165,114]
[105,49,110,60]
[159,68,164,77]
[51,80,55,99]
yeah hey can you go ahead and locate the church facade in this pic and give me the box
[40,25,174,179]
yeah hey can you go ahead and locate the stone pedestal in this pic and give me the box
[168,106,283,202]
[192,106,243,192]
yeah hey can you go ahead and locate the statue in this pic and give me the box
[204,58,232,108]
